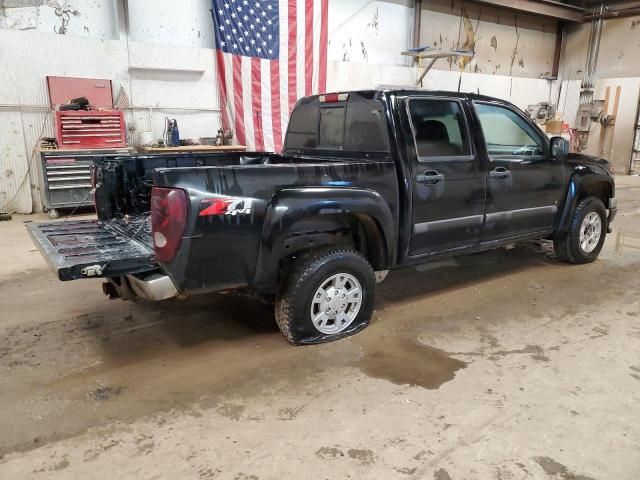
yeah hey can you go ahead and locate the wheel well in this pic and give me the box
[280,214,387,270]
[578,181,612,207]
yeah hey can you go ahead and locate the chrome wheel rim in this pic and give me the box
[310,273,362,335]
[579,212,602,253]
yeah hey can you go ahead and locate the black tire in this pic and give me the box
[275,247,376,345]
[554,196,607,264]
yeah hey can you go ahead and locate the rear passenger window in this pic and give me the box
[319,107,345,148]
[286,105,318,149]
[344,101,389,152]
[408,99,470,158]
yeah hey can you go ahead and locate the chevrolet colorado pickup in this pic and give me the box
[28,88,617,345]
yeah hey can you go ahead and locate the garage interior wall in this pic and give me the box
[1,0,563,214]
[559,14,640,174]
[0,0,220,214]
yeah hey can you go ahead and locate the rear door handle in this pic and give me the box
[489,167,511,179]
[416,170,444,185]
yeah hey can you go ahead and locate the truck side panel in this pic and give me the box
[253,187,397,292]
[153,159,398,295]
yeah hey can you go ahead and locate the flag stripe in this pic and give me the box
[224,50,234,125]
[241,55,255,150]
[251,57,264,151]
[216,49,231,130]
[261,58,274,152]
[270,59,282,152]
[287,1,297,115]
[232,55,245,146]
[278,0,289,151]
[312,0,321,94]
[296,0,306,100]
[319,0,328,94]
[304,0,313,96]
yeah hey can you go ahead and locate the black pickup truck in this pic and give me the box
[28,88,617,345]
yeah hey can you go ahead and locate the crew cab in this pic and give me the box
[28,88,617,345]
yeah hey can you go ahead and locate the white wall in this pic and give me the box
[419,0,558,79]
[329,61,558,112]
[328,0,413,66]
[0,0,117,39]
[128,0,216,48]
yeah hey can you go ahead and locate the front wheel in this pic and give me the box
[554,196,607,264]
[275,248,376,345]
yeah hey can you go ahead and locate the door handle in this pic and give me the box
[489,167,511,179]
[416,170,444,185]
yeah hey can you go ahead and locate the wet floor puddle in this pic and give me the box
[353,338,466,389]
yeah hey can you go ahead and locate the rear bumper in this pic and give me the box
[607,197,617,233]
[103,272,178,301]
[607,208,617,233]
[128,273,178,301]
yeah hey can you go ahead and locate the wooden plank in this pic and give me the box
[139,145,247,153]
[611,86,621,125]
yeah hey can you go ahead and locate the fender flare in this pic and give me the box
[252,187,396,292]
[555,169,614,235]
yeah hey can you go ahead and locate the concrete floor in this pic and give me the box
[1,178,640,480]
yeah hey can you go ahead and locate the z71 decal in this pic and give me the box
[199,197,253,217]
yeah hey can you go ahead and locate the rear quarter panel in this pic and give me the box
[153,159,398,295]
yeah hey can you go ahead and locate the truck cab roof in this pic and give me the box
[296,87,512,107]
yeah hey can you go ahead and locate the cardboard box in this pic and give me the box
[546,120,563,134]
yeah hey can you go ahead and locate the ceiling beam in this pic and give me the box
[469,0,585,23]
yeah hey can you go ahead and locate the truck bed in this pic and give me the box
[27,217,156,281]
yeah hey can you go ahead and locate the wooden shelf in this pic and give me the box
[128,66,205,75]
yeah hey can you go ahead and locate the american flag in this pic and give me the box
[212,0,328,151]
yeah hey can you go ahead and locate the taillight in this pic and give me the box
[151,187,188,263]
[319,93,349,103]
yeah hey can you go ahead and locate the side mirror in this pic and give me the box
[550,136,569,160]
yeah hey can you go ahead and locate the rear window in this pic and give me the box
[285,105,318,149]
[319,107,345,147]
[284,99,389,153]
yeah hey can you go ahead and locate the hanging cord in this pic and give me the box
[61,183,100,221]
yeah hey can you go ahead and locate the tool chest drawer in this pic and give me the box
[55,110,126,149]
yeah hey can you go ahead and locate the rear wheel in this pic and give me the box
[554,197,607,264]
[275,248,375,345]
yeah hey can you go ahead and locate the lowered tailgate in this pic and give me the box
[26,218,157,281]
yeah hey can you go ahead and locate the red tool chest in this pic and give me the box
[55,110,126,149]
